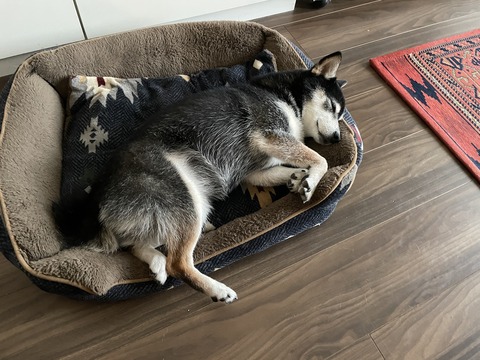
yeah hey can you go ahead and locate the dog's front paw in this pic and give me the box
[288,170,318,203]
[298,176,315,203]
[287,169,309,193]
[209,281,238,304]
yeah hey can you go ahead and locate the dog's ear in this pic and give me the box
[311,51,342,79]
[337,79,347,88]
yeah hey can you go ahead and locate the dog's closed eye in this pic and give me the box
[323,98,333,111]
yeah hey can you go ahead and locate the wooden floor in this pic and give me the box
[1,0,480,358]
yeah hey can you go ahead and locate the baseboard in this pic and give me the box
[0,53,34,77]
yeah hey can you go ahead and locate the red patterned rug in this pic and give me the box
[370,29,480,182]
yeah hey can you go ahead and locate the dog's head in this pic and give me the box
[301,52,346,145]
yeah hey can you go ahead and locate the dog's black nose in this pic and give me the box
[331,131,341,143]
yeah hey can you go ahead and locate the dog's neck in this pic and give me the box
[250,70,308,118]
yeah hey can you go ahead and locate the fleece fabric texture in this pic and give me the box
[0,21,362,299]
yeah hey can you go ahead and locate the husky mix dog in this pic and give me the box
[56,52,347,304]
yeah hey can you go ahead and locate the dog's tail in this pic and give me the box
[52,194,115,253]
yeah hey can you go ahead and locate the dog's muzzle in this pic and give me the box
[320,131,341,144]
[331,131,341,143]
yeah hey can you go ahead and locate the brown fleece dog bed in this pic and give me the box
[0,21,362,300]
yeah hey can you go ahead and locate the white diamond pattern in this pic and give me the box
[79,117,109,153]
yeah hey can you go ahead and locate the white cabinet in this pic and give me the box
[0,0,84,59]
[75,0,294,38]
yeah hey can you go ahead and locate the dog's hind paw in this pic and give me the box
[203,221,216,233]
[155,269,168,285]
[209,281,238,304]
[150,254,168,285]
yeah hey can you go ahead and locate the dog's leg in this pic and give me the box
[162,151,237,303]
[244,166,309,187]
[167,219,238,304]
[131,244,168,284]
[253,132,328,202]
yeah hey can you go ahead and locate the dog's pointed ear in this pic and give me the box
[337,79,347,88]
[311,51,342,79]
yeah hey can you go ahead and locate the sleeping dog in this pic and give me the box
[55,52,346,303]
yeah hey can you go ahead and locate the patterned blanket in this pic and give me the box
[62,50,288,228]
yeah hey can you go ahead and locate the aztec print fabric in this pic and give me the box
[370,29,480,182]
[63,50,286,228]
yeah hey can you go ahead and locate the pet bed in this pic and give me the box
[0,21,363,300]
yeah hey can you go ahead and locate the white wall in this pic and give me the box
[75,0,293,38]
[0,0,84,59]
[0,0,295,76]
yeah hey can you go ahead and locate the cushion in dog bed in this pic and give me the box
[0,21,363,300]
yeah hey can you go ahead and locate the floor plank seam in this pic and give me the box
[370,333,386,360]
[339,12,480,55]
[282,26,310,57]
[362,129,425,155]
[345,85,384,102]
[307,10,480,65]
[271,0,383,28]
[313,180,471,261]
[369,264,480,352]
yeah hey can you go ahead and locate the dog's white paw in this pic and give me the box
[209,281,238,304]
[287,169,309,192]
[288,169,316,202]
[150,254,168,285]
[203,221,216,233]
[289,173,317,203]
[298,176,315,203]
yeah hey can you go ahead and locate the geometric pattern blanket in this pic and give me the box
[62,50,289,228]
